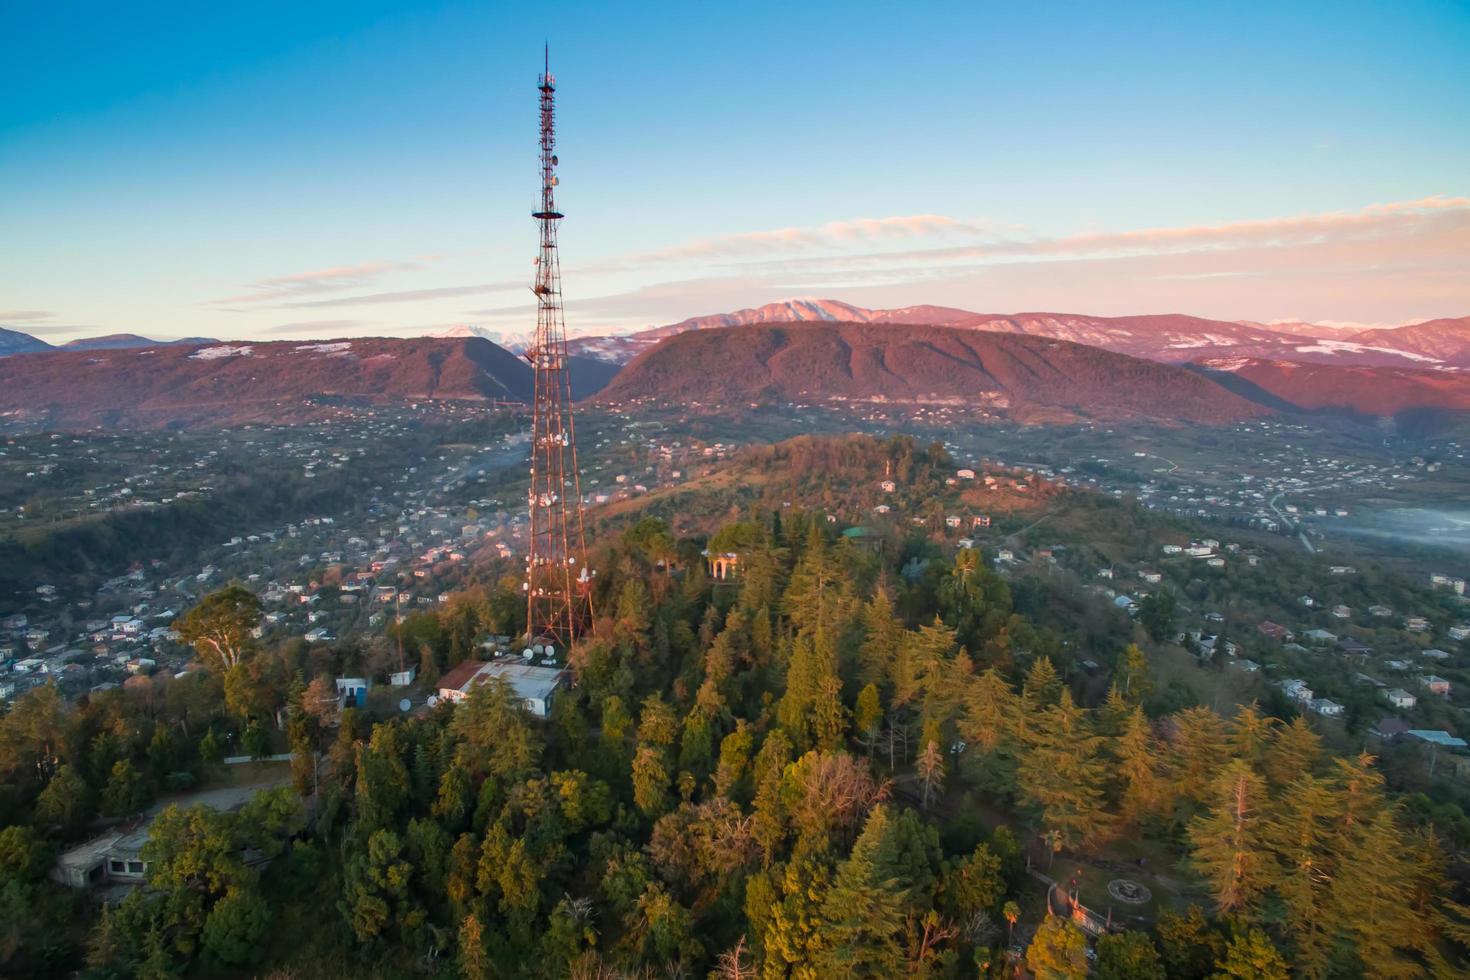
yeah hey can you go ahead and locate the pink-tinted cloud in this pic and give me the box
[608,214,1001,267]
[209,259,425,305]
[0,310,54,322]
[738,196,1470,271]
[277,279,526,309]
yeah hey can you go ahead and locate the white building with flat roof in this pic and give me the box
[437,659,567,717]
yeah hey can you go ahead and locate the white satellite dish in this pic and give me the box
[426,695,440,708]
[398,698,411,713]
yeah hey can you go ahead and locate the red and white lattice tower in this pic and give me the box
[524,47,592,649]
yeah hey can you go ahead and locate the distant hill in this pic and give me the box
[0,337,537,430]
[597,322,1269,425]
[1193,357,1470,416]
[568,298,1464,370]
[0,327,53,356]
[1345,316,1470,367]
[60,333,215,352]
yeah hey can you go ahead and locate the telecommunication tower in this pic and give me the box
[524,48,592,649]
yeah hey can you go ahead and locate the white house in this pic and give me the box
[1281,679,1313,703]
[1309,698,1344,717]
[1385,688,1417,710]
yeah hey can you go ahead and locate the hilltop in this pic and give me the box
[0,337,536,430]
[568,298,1468,371]
[596,321,1270,425]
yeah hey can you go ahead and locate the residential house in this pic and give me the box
[1421,675,1452,697]
[1281,679,1313,703]
[1309,698,1344,717]
[1386,688,1417,710]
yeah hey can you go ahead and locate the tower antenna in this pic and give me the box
[524,48,593,651]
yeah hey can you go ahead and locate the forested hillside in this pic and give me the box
[1,441,1467,978]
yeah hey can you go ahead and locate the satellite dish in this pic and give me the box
[398,698,411,713]
[426,695,439,708]
[551,154,558,165]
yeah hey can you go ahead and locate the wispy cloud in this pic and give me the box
[262,319,371,335]
[462,195,1470,330]
[603,214,1004,268]
[0,310,54,322]
[276,279,526,310]
[209,259,429,305]
[732,196,1470,273]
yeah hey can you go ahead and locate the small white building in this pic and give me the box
[1385,688,1417,710]
[1309,698,1344,717]
[437,659,567,718]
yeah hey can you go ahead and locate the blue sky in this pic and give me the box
[1,0,1467,342]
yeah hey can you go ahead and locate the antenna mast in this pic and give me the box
[524,48,592,650]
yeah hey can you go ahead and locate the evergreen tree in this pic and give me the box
[1262,716,1321,790]
[1189,760,1268,918]
[1114,644,1153,703]
[1096,930,1165,980]
[1261,774,1336,978]
[34,764,91,831]
[1020,656,1062,714]
[1210,928,1289,980]
[1017,690,1110,850]
[814,806,908,977]
[858,590,903,690]
[1226,703,1277,773]
[1170,706,1229,808]
[1156,905,1226,980]
[1113,706,1166,825]
[854,684,882,757]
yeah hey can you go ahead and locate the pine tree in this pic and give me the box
[1227,703,1278,772]
[1210,928,1288,980]
[858,590,903,690]
[1328,806,1424,978]
[1188,760,1268,919]
[1017,690,1111,850]
[854,684,883,757]
[1170,706,1229,808]
[1096,930,1166,980]
[916,738,945,811]
[815,806,908,977]
[1021,656,1062,714]
[1157,905,1226,979]
[1113,706,1166,826]
[961,668,1019,753]
[1097,683,1130,737]
[1115,643,1153,704]
[1262,716,1321,790]
[1261,774,1336,978]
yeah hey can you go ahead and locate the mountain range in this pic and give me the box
[1,299,1468,431]
[0,338,534,430]
[0,327,215,356]
[567,298,1470,371]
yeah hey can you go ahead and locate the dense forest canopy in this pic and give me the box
[2,437,1469,978]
